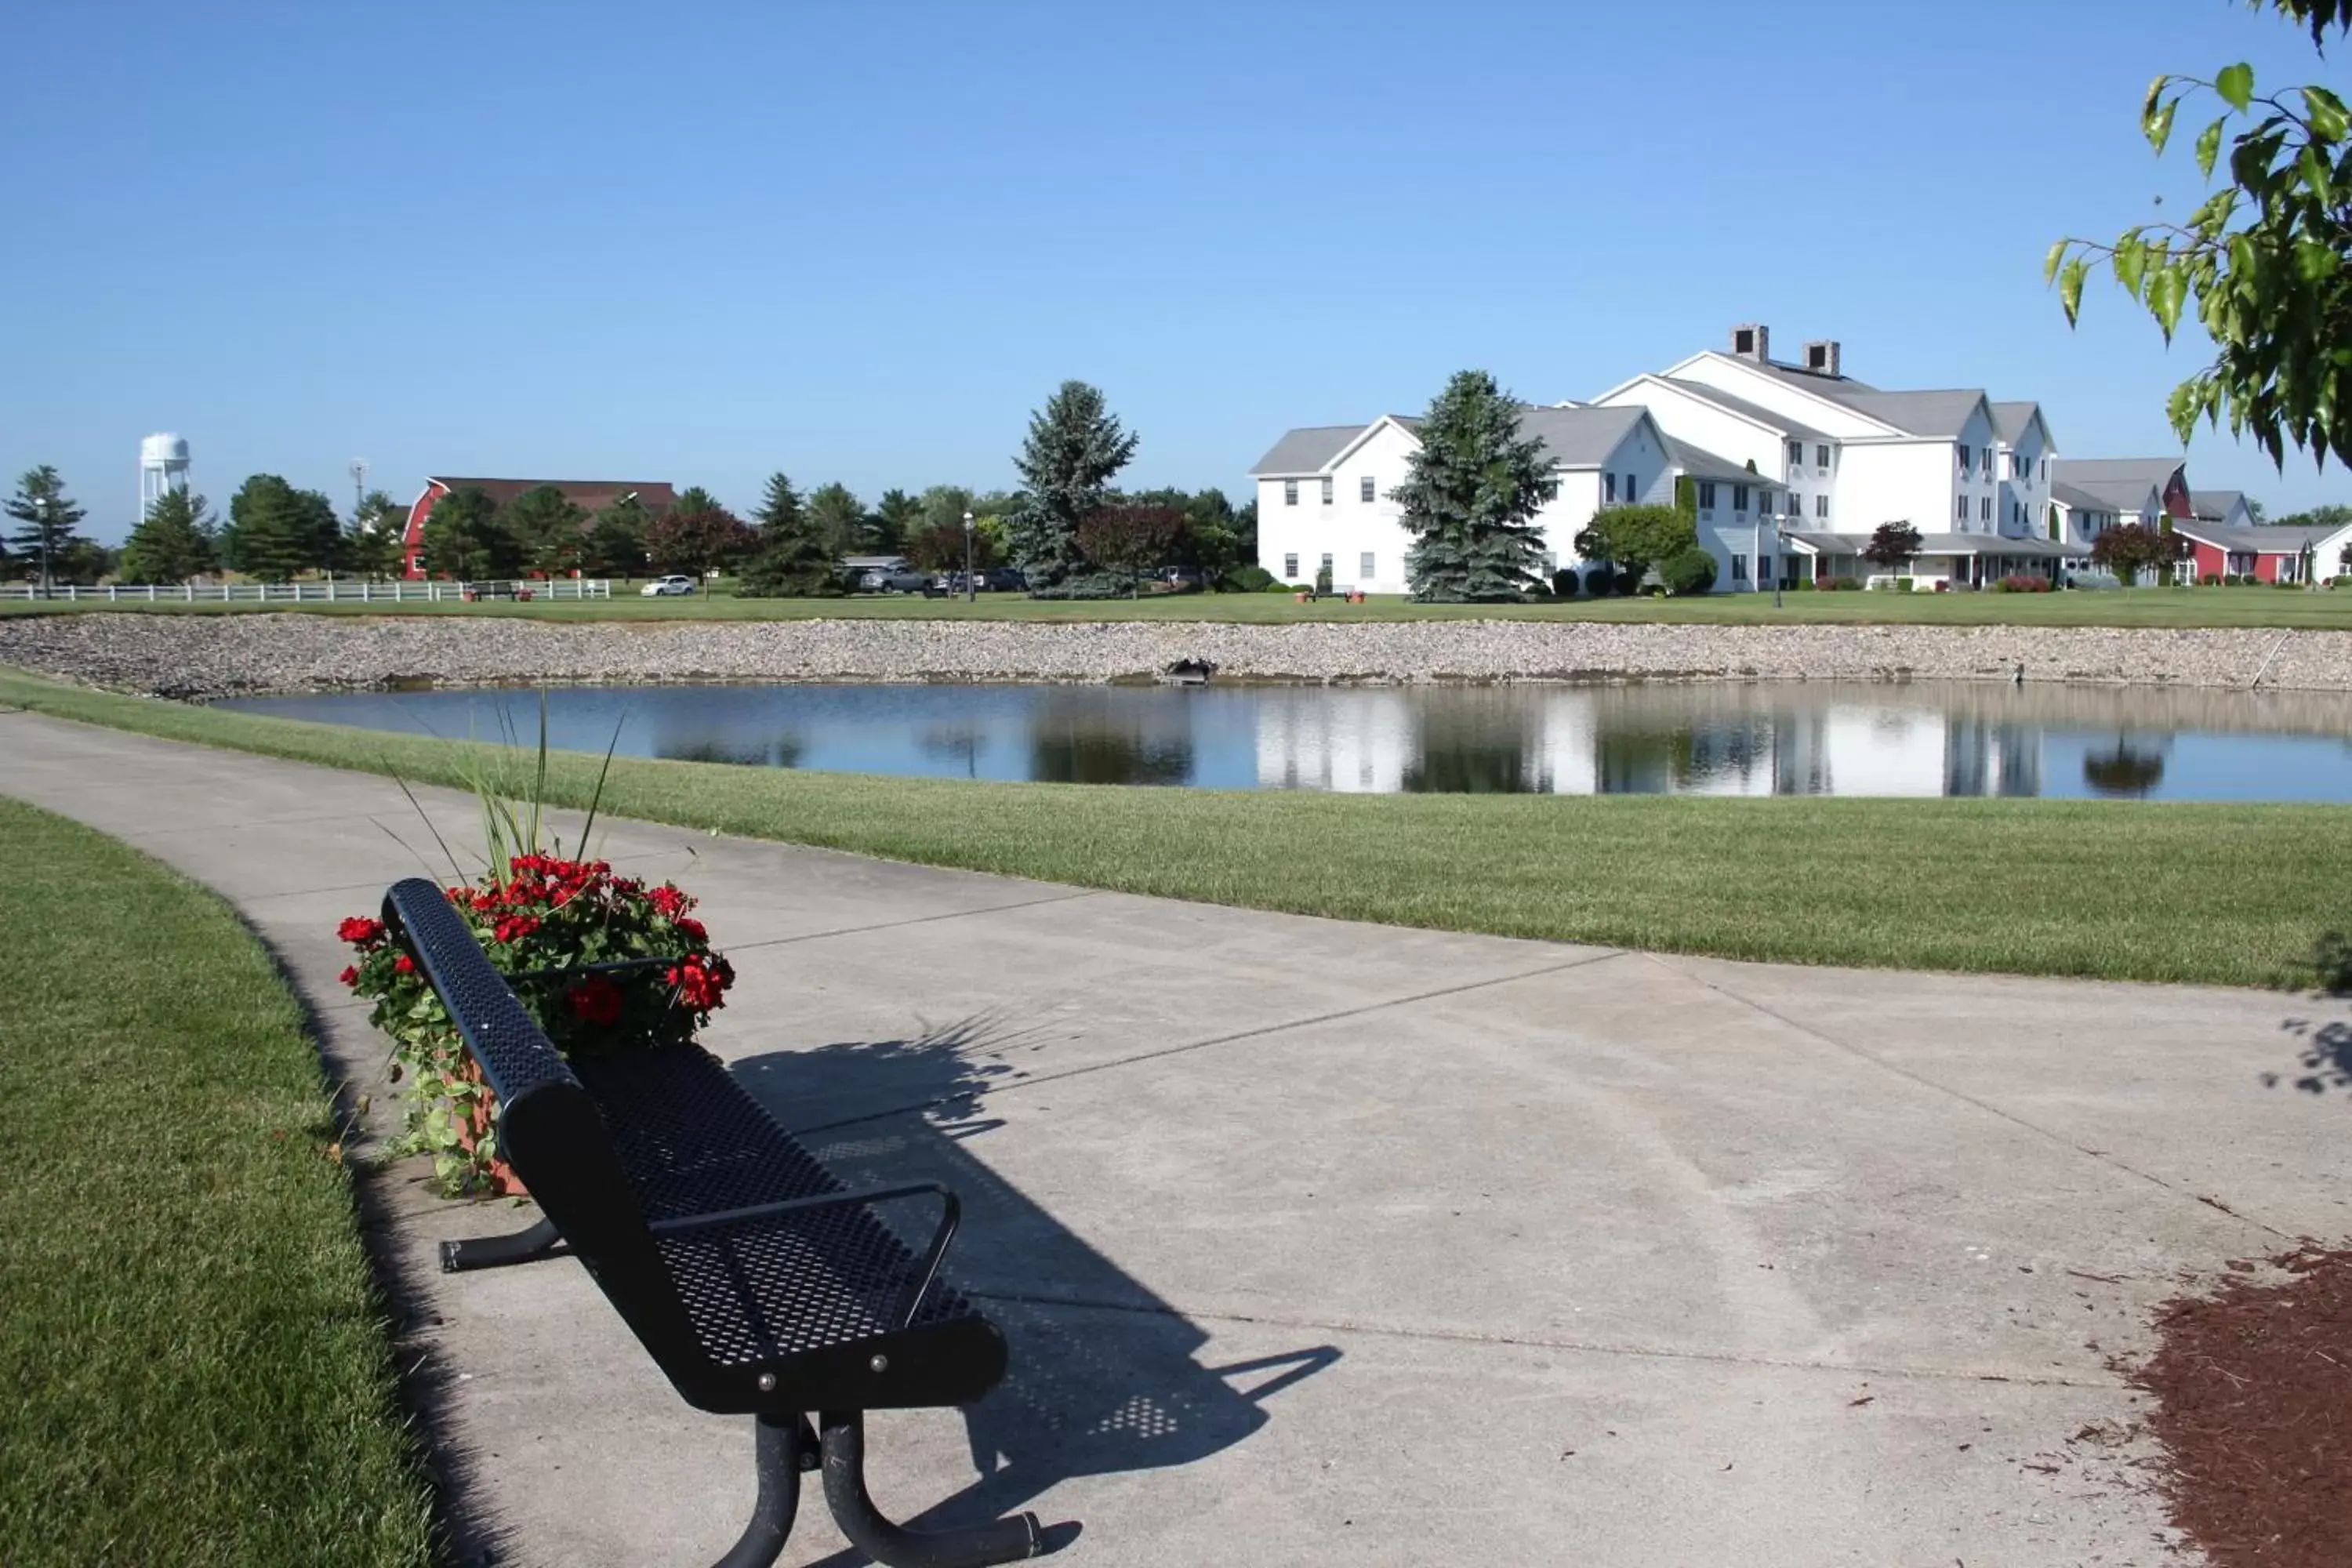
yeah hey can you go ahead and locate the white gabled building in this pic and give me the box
[1250,405,1680,594]
[1254,323,2120,593]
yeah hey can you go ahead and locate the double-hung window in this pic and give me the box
[1605,474,1618,503]
[1697,481,1718,510]
[1283,480,1298,506]
[1958,445,1972,474]
[1815,444,1831,470]
[1320,477,1334,505]
[1786,439,1803,469]
[1359,551,1376,579]
[1359,476,1375,503]
[1283,553,1298,578]
[1815,494,1828,518]
[1733,485,1750,511]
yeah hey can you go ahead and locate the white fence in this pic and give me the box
[0,579,614,604]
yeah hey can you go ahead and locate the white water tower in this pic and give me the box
[139,432,191,514]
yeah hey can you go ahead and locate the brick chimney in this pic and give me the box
[1803,339,1842,376]
[1730,323,1770,363]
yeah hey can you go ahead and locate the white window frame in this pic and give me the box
[1359,476,1375,503]
[1283,554,1298,579]
[1283,480,1298,506]
[1320,477,1334,506]
[1359,550,1375,579]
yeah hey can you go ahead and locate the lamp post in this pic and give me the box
[962,510,975,604]
[1773,509,1787,610]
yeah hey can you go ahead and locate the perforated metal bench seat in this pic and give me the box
[382,877,1040,1568]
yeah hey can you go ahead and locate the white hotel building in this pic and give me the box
[1252,324,2107,593]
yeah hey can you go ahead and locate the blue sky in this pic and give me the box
[5,0,2345,540]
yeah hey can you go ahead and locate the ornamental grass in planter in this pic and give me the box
[336,697,735,1195]
[339,857,734,1195]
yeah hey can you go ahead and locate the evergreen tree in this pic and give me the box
[292,487,342,572]
[222,474,321,582]
[735,472,840,595]
[1393,371,1558,601]
[4,466,89,597]
[419,485,520,580]
[869,488,923,552]
[118,488,219,584]
[505,485,590,575]
[343,489,408,579]
[674,485,722,514]
[806,482,866,558]
[1007,380,1138,596]
[583,495,651,577]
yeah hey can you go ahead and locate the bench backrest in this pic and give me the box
[382,878,706,1370]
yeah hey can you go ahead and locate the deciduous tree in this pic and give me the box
[4,466,88,596]
[118,488,218,584]
[906,519,1000,574]
[645,506,753,578]
[1573,504,1696,582]
[2050,2,2352,463]
[1393,370,1558,601]
[1007,381,1138,596]
[807,483,866,559]
[1076,505,1187,597]
[2091,521,2189,583]
[1864,521,1925,574]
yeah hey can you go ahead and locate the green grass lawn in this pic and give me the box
[5,583,2352,628]
[3,666,2344,989]
[0,797,437,1566]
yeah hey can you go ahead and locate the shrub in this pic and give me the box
[2277,576,2303,588]
[1584,566,1613,597]
[1287,582,1316,595]
[1551,568,1580,598]
[1893,578,1916,593]
[1223,564,1276,593]
[1996,572,2052,593]
[339,857,734,1195]
[1660,545,1718,596]
[1613,569,1642,596]
[1828,574,1862,590]
[1262,579,1295,592]
[1314,560,1334,596]
[1789,576,1814,591]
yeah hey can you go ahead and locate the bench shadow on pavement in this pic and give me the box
[731,1018,1339,1563]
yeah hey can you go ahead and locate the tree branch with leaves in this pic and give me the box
[2049,2,2352,464]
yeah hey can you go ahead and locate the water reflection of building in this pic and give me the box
[1250,686,2056,799]
[1254,689,1417,792]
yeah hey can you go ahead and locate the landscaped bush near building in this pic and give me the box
[339,855,735,1194]
[1552,568,1580,598]
[1222,564,1276,593]
[1661,546,1718,596]
[1613,569,1642,596]
[1583,567,1613,597]
[1993,573,2054,593]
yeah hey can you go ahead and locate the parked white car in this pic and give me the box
[640,575,697,597]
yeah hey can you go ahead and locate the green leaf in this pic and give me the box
[2217,62,2255,113]
[2143,74,2170,126]
[2300,144,2334,205]
[2060,256,2089,325]
[2308,85,2350,143]
[2114,234,2148,299]
[2150,265,2189,339]
[2147,98,2178,154]
[2196,118,2225,180]
[2043,238,2070,285]
[2296,237,2340,282]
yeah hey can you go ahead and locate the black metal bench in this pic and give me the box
[382,877,1041,1568]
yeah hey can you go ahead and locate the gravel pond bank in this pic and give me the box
[2,612,2350,699]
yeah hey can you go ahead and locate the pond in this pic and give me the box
[217,681,2352,802]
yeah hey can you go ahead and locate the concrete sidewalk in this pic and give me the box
[6,709,2342,1567]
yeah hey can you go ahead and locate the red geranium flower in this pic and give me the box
[394,953,416,975]
[338,916,385,945]
[648,884,688,918]
[674,916,706,942]
[338,965,359,987]
[492,913,541,944]
[566,974,625,1026]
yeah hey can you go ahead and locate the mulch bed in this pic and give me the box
[2122,1243,2352,1566]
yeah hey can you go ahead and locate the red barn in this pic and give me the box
[402,477,677,579]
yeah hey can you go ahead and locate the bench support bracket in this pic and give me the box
[438,1216,562,1274]
[818,1410,1040,1567]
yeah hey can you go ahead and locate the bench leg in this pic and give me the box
[437,1216,562,1273]
[713,1414,807,1568]
[818,1410,1041,1567]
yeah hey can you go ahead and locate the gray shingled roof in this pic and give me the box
[2174,521,2340,551]
[2050,481,2113,513]
[1512,404,1646,466]
[2190,488,2247,521]
[1990,401,2046,447]
[2050,458,2181,514]
[1782,530,2083,557]
[1663,436,1769,487]
[1830,389,1988,440]
[1249,424,1367,477]
[1660,378,1829,440]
